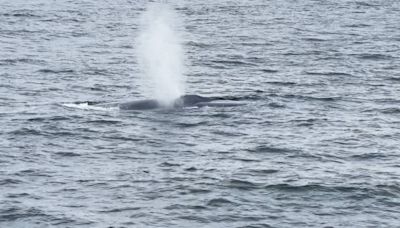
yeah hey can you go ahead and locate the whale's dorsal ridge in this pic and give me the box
[119,94,240,110]
[119,99,159,110]
[178,94,215,105]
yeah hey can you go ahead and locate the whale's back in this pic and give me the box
[118,94,240,110]
[119,99,159,110]
[179,95,214,106]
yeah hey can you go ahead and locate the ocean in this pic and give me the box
[1,0,399,227]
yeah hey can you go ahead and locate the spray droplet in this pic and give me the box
[137,3,186,107]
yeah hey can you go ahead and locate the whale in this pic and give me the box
[119,94,242,110]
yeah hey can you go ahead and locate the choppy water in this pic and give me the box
[1,0,400,227]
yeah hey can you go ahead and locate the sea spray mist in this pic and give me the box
[137,3,185,107]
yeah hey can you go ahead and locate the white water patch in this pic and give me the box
[137,2,186,107]
[61,103,118,111]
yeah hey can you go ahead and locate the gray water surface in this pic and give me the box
[1,0,400,227]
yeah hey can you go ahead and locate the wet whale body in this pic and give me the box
[119,94,242,110]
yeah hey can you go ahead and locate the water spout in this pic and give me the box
[137,2,186,107]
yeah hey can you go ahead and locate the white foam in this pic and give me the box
[61,103,118,111]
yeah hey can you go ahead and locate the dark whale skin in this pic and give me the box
[119,95,233,110]
[119,99,160,110]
